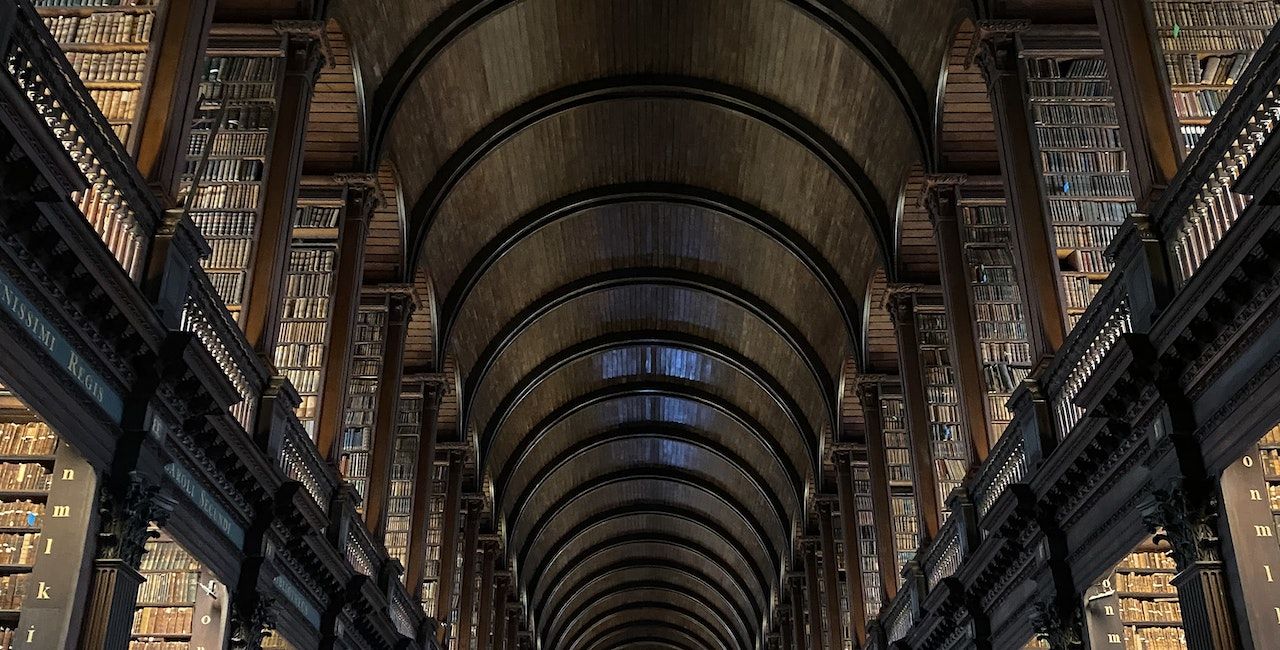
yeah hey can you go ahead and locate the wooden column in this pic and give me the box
[975,21,1068,365]
[241,22,325,361]
[504,606,519,650]
[803,545,824,650]
[1093,0,1181,210]
[834,451,868,646]
[786,577,807,650]
[404,376,446,597]
[924,175,994,462]
[133,0,216,203]
[455,498,482,649]
[362,289,413,534]
[314,174,378,460]
[818,503,846,650]
[491,583,510,650]
[857,379,899,601]
[433,451,465,624]
[887,288,942,541]
[476,540,498,650]
[1218,452,1280,648]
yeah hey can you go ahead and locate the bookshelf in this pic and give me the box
[879,389,918,582]
[418,459,447,614]
[384,386,423,570]
[339,301,388,511]
[851,463,883,618]
[1025,54,1137,327]
[1086,540,1186,649]
[960,200,1032,442]
[0,404,58,646]
[913,302,969,508]
[35,0,164,150]
[1256,424,1280,544]
[1146,0,1279,151]
[832,514,855,650]
[273,202,340,438]
[131,535,201,650]
[181,50,283,317]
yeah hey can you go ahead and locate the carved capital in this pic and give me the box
[885,285,923,324]
[1141,485,1222,567]
[228,597,278,650]
[1030,595,1083,650]
[333,172,385,217]
[97,472,171,567]
[970,20,1030,86]
[921,173,967,227]
[273,20,330,75]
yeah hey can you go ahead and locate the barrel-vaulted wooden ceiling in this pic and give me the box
[325,0,964,646]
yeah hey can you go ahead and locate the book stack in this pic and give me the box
[914,305,969,509]
[1150,0,1278,150]
[961,203,1032,442]
[273,202,340,436]
[36,0,161,148]
[419,460,449,614]
[852,463,882,618]
[180,52,282,318]
[384,387,423,567]
[1255,425,1280,541]
[878,388,918,583]
[1026,54,1136,328]
[339,305,388,510]
[131,537,201,649]
[0,407,62,622]
[1114,542,1185,649]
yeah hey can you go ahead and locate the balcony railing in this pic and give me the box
[1,0,157,279]
[279,414,337,512]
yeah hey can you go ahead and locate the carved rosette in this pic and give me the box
[97,472,168,567]
[1141,485,1222,568]
[1030,596,1083,650]
[229,596,278,650]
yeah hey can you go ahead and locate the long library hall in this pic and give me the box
[4,0,1280,649]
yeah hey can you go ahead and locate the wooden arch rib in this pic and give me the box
[478,334,819,487]
[436,182,864,371]
[512,470,782,585]
[364,0,933,168]
[400,77,893,286]
[581,620,715,650]
[533,535,765,630]
[573,614,727,650]
[463,270,836,446]
[494,385,802,510]
[548,583,748,650]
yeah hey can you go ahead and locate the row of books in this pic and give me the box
[1118,598,1181,623]
[190,211,256,238]
[186,183,261,211]
[0,575,29,608]
[41,11,153,44]
[980,340,1032,366]
[1122,626,1186,650]
[278,322,328,344]
[34,0,157,6]
[286,250,336,279]
[137,569,199,604]
[140,541,201,572]
[967,247,1014,267]
[1150,0,1280,27]
[1034,126,1122,151]
[1164,52,1253,87]
[1047,199,1131,224]
[0,501,44,529]
[1118,551,1178,571]
[1063,274,1102,311]
[1032,103,1118,125]
[1041,150,1128,175]
[206,273,245,307]
[972,283,1020,304]
[294,205,341,230]
[984,362,1030,393]
[202,56,280,83]
[87,88,138,122]
[202,238,253,269]
[186,131,270,158]
[0,464,51,492]
[1066,249,1113,275]
[281,299,333,325]
[0,533,39,566]
[64,51,147,85]
[1043,173,1133,199]
[1172,88,1231,120]
[1029,80,1112,98]
[0,423,57,456]
[1054,224,1122,250]
[128,642,191,650]
[1028,57,1107,79]
[198,82,279,103]
[275,344,325,369]
[973,302,1023,324]
[184,159,263,182]
[977,321,1027,342]
[1161,29,1267,54]
[1113,571,1174,594]
[963,229,1011,246]
[131,606,193,635]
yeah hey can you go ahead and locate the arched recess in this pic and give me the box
[569,607,730,650]
[549,586,746,650]
[580,620,714,650]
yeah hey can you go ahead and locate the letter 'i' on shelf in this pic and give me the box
[34,0,164,151]
[1147,0,1279,152]
[1024,53,1137,329]
[338,301,388,512]
[960,200,1032,443]
[852,462,883,618]
[274,203,341,438]
[879,388,918,584]
[180,51,283,319]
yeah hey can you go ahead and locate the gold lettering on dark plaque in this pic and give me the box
[1245,455,1256,468]
[1107,633,1121,644]
[1267,565,1275,582]
[1257,525,1275,537]
[60,469,73,481]
[25,626,34,643]
[50,505,68,518]
[1104,605,1115,616]
[35,582,49,600]
[1252,489,1265,501]
[41,538,51,555]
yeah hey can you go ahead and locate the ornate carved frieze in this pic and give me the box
[1142,485,1223,567]
[1030,595,1083,650]
[97,472,171,566]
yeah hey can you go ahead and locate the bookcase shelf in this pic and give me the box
[960,199,1032,443]
[0,415,59,648]
[851,462,883,619]
[1147,0,1278,152]
[181,51,283,318]
[913,301,969,509]
[878,388,918,584]
[419,458,448,613]
[273,202,340,438]
[131,534,205,650]
[1086,540,1186,649]
[339,301,389,511]
[384,385,424,570]
[1025,54,1136,328]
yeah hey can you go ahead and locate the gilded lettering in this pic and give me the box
[60,469,73,481]
[1257,524,1275,537]
[35,582,49,600]
[50,505,69,518]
